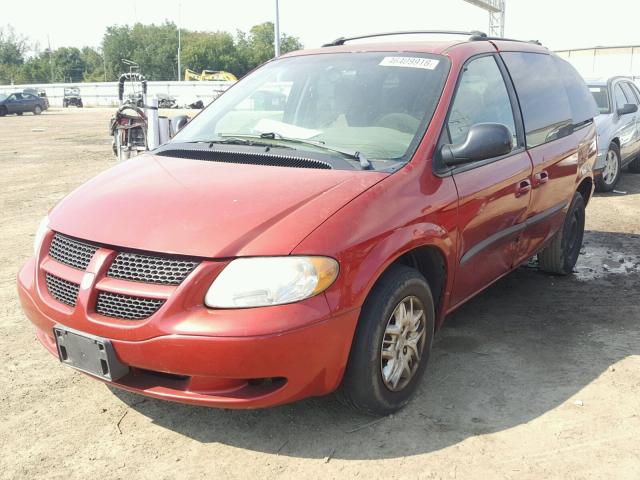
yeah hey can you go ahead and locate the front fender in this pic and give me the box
[322,222,456,325]
[292,167,459,326]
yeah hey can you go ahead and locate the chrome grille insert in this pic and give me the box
[95,292,164,320]
[49,233,98,270]
[45,273,80,307]
[107,252,199,285]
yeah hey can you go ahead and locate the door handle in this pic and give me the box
[515,179,531,197]
[533,171,549,187]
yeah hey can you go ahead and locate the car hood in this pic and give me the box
[49,153,387,258]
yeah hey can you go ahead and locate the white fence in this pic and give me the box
[556,46,640,82]
[0,80,235,107]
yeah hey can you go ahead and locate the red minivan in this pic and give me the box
[18,31,598,415]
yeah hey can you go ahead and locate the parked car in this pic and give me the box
[18,31,598,415]
[23,88,49,109]
[63,87,83,108]
[587,77,640,191]
[0,92,48,116]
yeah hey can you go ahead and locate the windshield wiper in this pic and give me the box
[219,132,373,170]
[181,138,295,150]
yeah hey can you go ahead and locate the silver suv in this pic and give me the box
[587,77,640,191]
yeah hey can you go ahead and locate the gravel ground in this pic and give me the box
[1,108,639,480]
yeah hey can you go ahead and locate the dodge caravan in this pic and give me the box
[18,31,598,415]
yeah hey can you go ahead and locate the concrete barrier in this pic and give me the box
[0,80,234,107]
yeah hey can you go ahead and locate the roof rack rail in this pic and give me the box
[322,30,488,47]
[475,35,543,46]
[322,30,543,47]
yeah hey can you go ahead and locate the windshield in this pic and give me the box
[0,94,6,101]
[171,52,450,169]
[588,85,610,114]
[65,88,79,95]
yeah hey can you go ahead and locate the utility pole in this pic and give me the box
[47,35,54,83]
[462,0,506,37]
[177,2,182,81]
[274,0,281,57]
[102,49,107,82]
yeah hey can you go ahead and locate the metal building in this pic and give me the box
[555,46,640,81]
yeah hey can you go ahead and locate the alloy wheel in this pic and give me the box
[380,295,427,392]
[602,149,619,185]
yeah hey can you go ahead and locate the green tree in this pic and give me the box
[0,25,27,65]
[51,47,85,82]
[0,21,303,85]
[236,22,303,72]
[81,47,105,82]
[13,52,51,83]
[102,22,179,80]
[181,31,241,76]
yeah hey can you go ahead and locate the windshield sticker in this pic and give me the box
[379,56,440,70]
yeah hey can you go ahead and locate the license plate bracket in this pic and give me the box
[53,325,129,381]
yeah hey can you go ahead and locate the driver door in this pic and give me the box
[446,54,533,308]
[6,94,21,114]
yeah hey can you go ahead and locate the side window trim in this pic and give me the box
[495,53,526,150]
[628,82,640,104]
[433,52,526,177]
[621,82,639,105]
[614,83,630,109]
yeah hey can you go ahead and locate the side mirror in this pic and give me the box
[440,123,513,167]
[170,115,189,136]
[617,103,638,116]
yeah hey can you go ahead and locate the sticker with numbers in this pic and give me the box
[379,56,440,70]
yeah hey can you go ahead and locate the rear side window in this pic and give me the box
[501,52,572,148]
[621,82,639,105]
[553,57,599,124]
[628,82,640,103]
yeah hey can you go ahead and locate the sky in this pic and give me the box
[4,0,640,53]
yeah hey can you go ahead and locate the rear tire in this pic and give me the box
[33,105,42,115]
[337,264,435,416]
[538,192,585,275]
[16,112,23,116]
[595,143,621,192]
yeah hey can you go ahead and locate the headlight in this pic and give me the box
[33,216,49,256]
[205,256,339,308]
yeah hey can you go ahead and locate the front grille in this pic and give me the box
[49,233,98,270]
[96,292,164,320]
[45,273,80,307]
[107,252,199,285]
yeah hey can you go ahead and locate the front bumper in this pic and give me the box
[594,151,607,173]
[18,253,359,408]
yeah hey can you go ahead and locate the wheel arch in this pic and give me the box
[577,176,594,205]
[342,228,455,332]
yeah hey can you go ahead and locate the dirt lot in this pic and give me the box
[1,108,639,480]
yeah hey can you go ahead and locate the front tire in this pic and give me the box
[538,192,586,275]
[337,264,435,416]
[595,143,621,191]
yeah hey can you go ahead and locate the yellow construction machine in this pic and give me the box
[184,69,237,81]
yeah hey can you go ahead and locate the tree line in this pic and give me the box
[0,22,303,84]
